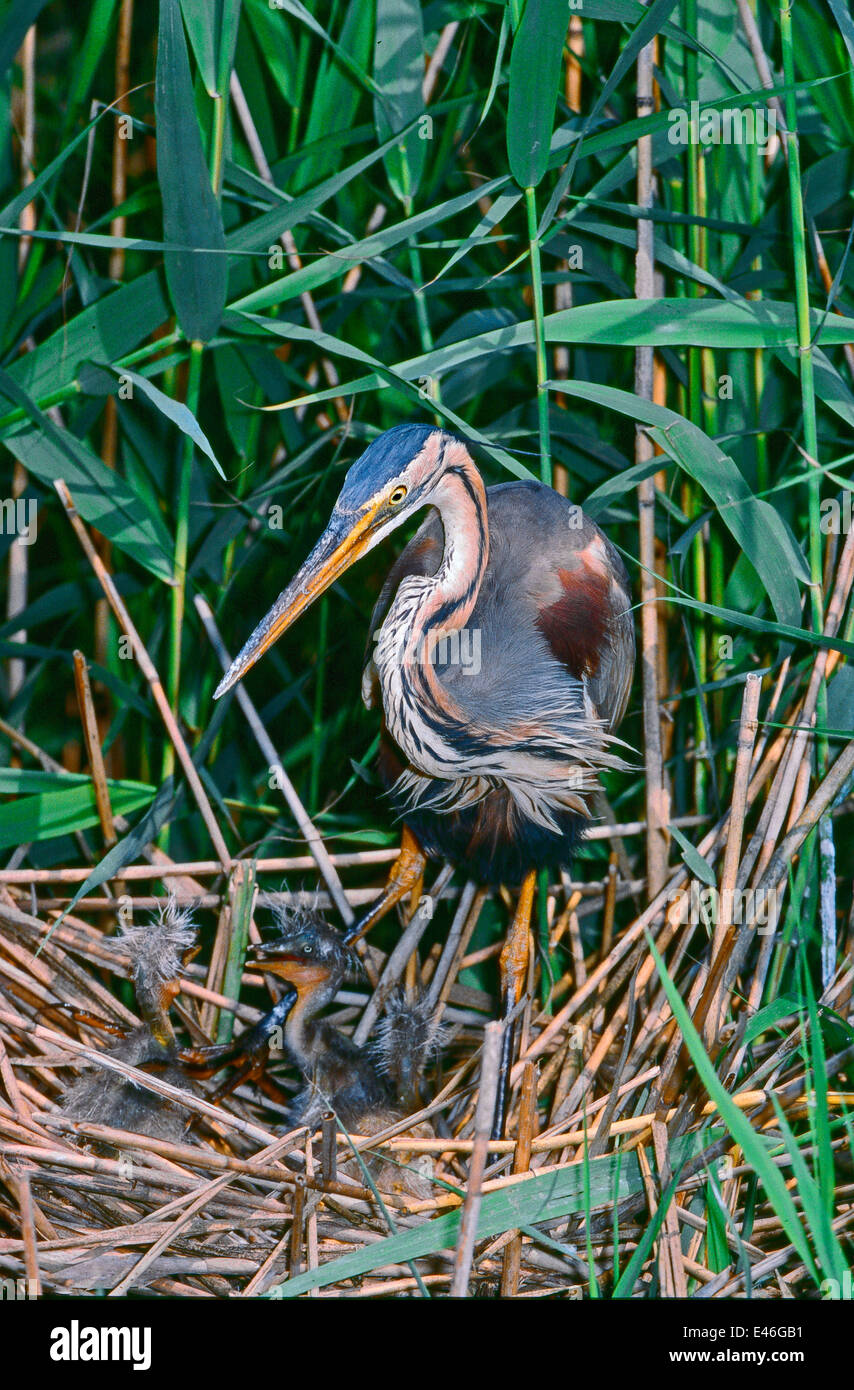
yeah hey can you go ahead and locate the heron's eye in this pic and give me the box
[303,944,313,954]
[388,485,408,506]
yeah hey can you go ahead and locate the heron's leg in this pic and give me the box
[179,1018,274,1086]
[345,824,427,944]
[493,868,536,1138]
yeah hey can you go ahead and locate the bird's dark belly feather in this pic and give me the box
[378,733,584,887]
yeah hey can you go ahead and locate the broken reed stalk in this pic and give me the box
[70,649,127,907]
[705,673,762,1043]
[652,1117,687,1296]
[193,594,353,928]
[18,1172,41,1297]
[500,1061,538,1295]
[71,652,117,850]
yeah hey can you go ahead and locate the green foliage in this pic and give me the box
[155,0,227,341]
[0,0,850,939]
[506,0,568,190]
[0,6,847,871]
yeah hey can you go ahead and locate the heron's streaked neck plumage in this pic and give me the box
[427,459,489,628]
[372,443,493,801]
[401,443,489,662]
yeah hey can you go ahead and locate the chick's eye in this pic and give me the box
[388,485,407,506]
[303,944,313,954]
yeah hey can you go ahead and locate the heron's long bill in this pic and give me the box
[213,505,378,699]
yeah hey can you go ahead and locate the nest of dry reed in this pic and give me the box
[0,715,852,1301]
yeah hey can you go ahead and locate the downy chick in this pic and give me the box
[248,904,442,1196]
[61,899,199,1144]
[248,904,388,1130]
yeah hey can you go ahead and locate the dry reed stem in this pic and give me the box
[6,29,36,702]
[499,1061,537,1296]
[194,595,354,927]
[72,651,118,852]
[450,1021,503,1296]
[697,672,762,1046]
[652,1118,687,1297]
[635,30,669,898]
[429,884,488,1014]
[110,1171,237,1296]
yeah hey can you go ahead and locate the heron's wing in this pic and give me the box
[360,510,444,707]
[595,581,635,729]
[483,483,635,732]
[362,481,635,737]
[531,543,635,732]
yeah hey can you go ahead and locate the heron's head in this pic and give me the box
[247,904,355,994]
[214,424,467,698]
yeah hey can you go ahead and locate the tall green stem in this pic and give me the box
[748,96,769,495]
[407,239,434,356]
[683,0,708,814]
[407,228,441,422]
[780,3,823,652]
[209,92,227,200]
[524,185,551,487]
[163,338,203,785]
[524,180,554,1000]
[780,0,833,976]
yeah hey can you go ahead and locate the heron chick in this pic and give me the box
[61,899,200,1144]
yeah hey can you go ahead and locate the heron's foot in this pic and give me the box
[492,869,536,1139]
[180,1034,282,1103]
[179,1040,248,1079]
[345,824,427,945]
[38,1002,128,1038]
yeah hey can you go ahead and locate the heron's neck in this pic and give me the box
[283,985,335,1067]
[420,455,489,634]
[375,449,488,732]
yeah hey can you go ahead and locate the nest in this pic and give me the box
[0,794,852,1299]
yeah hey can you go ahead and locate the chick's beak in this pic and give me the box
[213,503,381,700]
[247,942,330,987]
